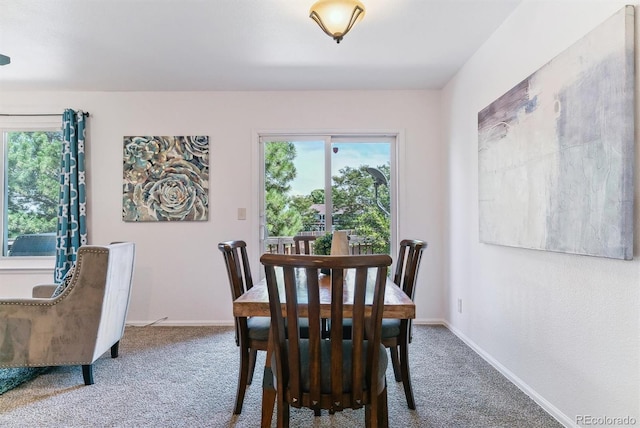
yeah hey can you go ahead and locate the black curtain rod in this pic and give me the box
[0,112,90,117]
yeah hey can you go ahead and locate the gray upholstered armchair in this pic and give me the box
[0,242,136,385]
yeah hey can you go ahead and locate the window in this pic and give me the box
[1,123,62,257]
[260,134,396,256]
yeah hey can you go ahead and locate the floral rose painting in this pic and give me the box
[123,136,209,221]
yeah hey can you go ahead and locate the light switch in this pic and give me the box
[237,208,246,220]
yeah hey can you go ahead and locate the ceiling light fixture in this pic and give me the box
[309,0,365,44]
[0,54,10,66]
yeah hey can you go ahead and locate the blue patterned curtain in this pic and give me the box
[54,109,88,282]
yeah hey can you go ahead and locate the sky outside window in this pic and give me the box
[290,141,390,196]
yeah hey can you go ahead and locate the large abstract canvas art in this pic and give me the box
[478,6,634,260]
[123,136,209,222]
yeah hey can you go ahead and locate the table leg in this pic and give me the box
[261,327,276,428]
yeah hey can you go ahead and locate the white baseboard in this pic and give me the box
[414,318,447,325]
[126,318,444,328]
[126,319,234,327]
[443,322,574,428]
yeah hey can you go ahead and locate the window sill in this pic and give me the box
[0,257,55,273]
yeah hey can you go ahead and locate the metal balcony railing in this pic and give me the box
[264,231,375,255]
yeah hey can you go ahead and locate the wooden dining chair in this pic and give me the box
[293,234,316,254]
[218,240,269,415]
[261,253,392,428]
[383,239,427,410]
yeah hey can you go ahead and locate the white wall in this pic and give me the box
[442,1,640,426]
[8,4,635,423]
[0,90,444,325]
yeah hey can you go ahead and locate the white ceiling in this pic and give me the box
[0,0,522,92]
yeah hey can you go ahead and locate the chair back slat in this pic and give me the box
[260,253,391,416]
[293,235,316,254]
[329,267,345,409]
[264,262,288,390]
[367,264,388,401]
[304,267,323,408]
[283,266,303,402]
[350,266,368,407]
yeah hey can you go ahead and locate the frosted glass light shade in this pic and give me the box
[309,0,365,43]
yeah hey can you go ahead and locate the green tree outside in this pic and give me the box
[6,131,62,240]
[331,164,390,254]
[290,195,316,232]
[309,189,324,204]
[264,142,303,237]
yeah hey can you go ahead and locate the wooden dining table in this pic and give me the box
[233,268,415,427]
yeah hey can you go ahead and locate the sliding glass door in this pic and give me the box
[260,135,395,255]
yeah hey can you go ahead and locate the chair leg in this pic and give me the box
[247,348,258,385]
[366,382,389,428]
[234,347,250,414]
[111,341,120,358]
[377,384,389,427]
[389,346,401,382]
[276,395,290,428]
[399,342,415,410]
[82,364,94,385]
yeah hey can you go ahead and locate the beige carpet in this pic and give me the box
[0,325,563,427]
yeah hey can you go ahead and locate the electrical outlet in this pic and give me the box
[457,298,463,314]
